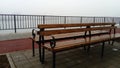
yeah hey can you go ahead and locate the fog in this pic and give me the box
[0,0,120,17]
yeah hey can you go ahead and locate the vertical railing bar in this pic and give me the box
[29,16,31,28]
[52,16,54,24]
[26,16,28,28]
[40,16,42,24]
[57,16,60,24]
[17,15,19,29]
[30,16,32,28]
[14,15,17,33]
[36,16,37,27]
[7,15,9,29]
[27,16,30,28]
[104,17,106,23]
[112,17,114,23]
[32,16,35,27]
[80,16,82,23]
[53,16,55,24]
[36,16,38,27]
[34,16,36,28]
[5,15,7,30]
[25,15,27,28]
[30,16,33,27]
[20,15,22,29]
[23,16,25,28]
[39,16,42,24]
[39,16,41,25]
[16,15,18,29]
[53,16,54,24]
[22,15,24,28]
[11,15,13,29]
[25,15,29,29]
[58,16,60,24]
[52,16,53,24]
[38,16,40,26]
[1,15,4,30]
[60,16,62,24]
[57,16,58,24]
[20,16,22,28]
[5,15,7,29]
[18,15,20,29]
[8,15,10,29]
[24,16,26,28]
[17,16,19,29]
[38,16,40,24]
[64,16,66,24]
[51,16,53,24]
[93,17,95,23]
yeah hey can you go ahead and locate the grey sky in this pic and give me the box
[0,0,120,16]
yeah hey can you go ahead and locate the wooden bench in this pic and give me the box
[32,22,120,68]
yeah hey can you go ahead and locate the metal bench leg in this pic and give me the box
[111,40,114,46]
[108,41,111,45]
[101,42,105,58]
[52,52,56,68]
[84,45,86,50]
[39,45,42,62]
[41,47,45,64]
[87,45,90,55]
[32,40,35,57]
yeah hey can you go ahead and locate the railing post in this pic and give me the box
[43,16,45,24]
[14,15,17,33]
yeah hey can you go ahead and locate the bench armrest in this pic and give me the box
[50,36,56,48]
[32,29,39,39]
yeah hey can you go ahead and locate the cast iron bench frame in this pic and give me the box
[32,22,118,68]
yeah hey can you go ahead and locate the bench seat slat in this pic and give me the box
[42,34,120,52]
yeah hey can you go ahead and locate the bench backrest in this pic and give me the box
[37,23,116,36]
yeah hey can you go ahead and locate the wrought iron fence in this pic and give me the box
[0,14,120,33]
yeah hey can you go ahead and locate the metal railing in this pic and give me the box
[0,14,120,33]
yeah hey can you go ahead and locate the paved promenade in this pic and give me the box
[0,32,32,41]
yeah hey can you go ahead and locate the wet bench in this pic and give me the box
[32,23,120,68]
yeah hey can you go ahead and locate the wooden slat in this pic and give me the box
[34,31,109,41]
[39,26,116,36]
[43,34,120,52]
[38,22,115,29]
